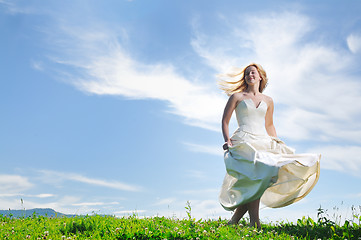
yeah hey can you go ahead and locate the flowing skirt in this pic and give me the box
[219,131,320,211]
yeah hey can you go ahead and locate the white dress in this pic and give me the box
[219,98,320,211]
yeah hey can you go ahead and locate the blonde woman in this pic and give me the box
[218,63,320,228]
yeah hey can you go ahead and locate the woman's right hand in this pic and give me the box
[223,139,232,150]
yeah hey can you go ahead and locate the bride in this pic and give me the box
[218,63,320,228]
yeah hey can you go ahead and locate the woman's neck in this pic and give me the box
[245,84,260,96]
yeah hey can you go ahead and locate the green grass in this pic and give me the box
[0,206,360,239]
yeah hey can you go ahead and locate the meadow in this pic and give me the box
[0,204,360,239]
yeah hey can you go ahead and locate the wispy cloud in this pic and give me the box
[17,2,361,143]
[0,175,33,193]
[178,188,219,195]
[183,142,223,156]
[347,33,361,54]
[0,193,55,198]
[0,0,42,14]
[41,20,226,131]
[191,11,361,144]
[186,170,208,181]
[30,60,44,71]
[5,1,361,177]
[188,11,361,176]
[307,145,361,176]
[34,193,55,198]
[38,170,142,192]
[72,201,119,207]
[153,197,176,206]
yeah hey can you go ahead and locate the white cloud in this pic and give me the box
[32,193,55,198]
[72,201,119,206]
[186,170,208,181]
[46,10,361,176]
[307,145,361,175]
[0,193,22,197]
[0,175,33,193]
[42,22,226,131]
[0,193,54,198]
[30,197,121,215]
[178,188,219,195]
[183,142,224,156]
[0,198,23,210]
[275,107,361,143]
[347,33,361,54]
[38,170,142,192]
[188,11,361,176]
[190,23,235,73]
[153,197,176,206]
[0,0,41,14]
[30,60,44,71]
[6,2,360,177]
[27,5,361,145]
[190,11,361,145]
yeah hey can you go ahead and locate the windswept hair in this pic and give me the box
[218,63,268,96]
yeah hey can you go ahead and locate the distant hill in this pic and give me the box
[0,208,77,218]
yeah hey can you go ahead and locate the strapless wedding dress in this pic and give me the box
[219,98,320,210]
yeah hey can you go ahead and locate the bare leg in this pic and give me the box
[228,204,248,225]
[248,199,261,228]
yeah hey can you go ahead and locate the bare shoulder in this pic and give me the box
[231,92,247,100]
[262,94,274,107]
[230,92,247,105]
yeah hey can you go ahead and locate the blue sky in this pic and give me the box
[1,0,361,223]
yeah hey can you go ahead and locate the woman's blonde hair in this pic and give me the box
[218,63,268,96]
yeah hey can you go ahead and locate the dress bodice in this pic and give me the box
[234,98,268,135]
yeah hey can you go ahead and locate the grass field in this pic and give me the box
[1,205,360,239]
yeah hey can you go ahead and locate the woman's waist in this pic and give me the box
[233,125,267,136]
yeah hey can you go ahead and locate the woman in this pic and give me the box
[218,63,320,228]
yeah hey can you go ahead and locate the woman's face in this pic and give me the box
[244,66,261,85]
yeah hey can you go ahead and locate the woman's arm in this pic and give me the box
[265,97,277,137]
[222,94,239,149]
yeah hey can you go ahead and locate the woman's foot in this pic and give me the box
[228,205,247,226]
[226,219,239,225]
[250,221,261,229]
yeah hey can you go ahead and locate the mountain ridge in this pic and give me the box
[0,208,77,218]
